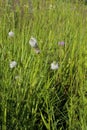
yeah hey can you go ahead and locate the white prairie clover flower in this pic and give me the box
[10,61,17,69]
[15,75,20,79]
[15,75,21,81]
[8,31,14,37]
[29,37,38,48]
[51,61,58,70]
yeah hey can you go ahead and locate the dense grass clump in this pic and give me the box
[0,0,87,130]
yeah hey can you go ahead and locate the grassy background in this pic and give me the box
[0,0,87,130]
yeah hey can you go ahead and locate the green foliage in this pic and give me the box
[0,0,87,130]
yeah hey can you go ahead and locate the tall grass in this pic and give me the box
[0,0,87,130]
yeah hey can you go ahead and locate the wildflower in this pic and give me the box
[29,37,38,48]
[51,61,58,70]
[15,75,20,79]
[10,61,17,69]
[58,41,65,46]
[8,31,14,37]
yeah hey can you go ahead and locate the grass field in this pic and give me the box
[0,0,87,130]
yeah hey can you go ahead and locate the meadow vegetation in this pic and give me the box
[0,0,87,130]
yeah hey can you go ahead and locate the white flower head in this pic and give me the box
[10,61,17,69]
[8,31,14,37]
[15,75,20,80]
[29,37,38,48]
[51,61,58,70]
